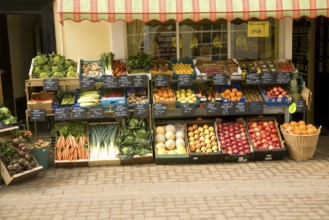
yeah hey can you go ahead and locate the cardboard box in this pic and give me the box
[27,91,54,110]
[154,121,189,165]
[186,119,221,164]
[246,117,286,161]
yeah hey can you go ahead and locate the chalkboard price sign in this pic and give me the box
[276,72,290,84]
[132,75,148,88]
[80,77,95,90]
[154,74,170,87]
[294,100,306,113]
[177,74,193,87]
[71,107,87,119]
[205,102,220,115]
[233,102,247,115]
[89,106,104,119]
[118,75,132,88]
[115,105,128,118]
[181,103,196,116]
[30,109,46,121]
[43,79,59,91]
[246,73,261,85]
[54,108,70,121]
[103,75,118,88]
[153,104,167,117]
[220,102,234,115]
[261,72,275,84]
[213,74,228,85]
[247,101,264,114]
[134,104,149,117]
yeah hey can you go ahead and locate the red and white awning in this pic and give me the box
[57,0,329,23]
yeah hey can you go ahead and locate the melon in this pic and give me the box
[155,143,166,150]
[175,131,184,139]
[155,126,165,135]
[165,139,176,150]
[175,138,185,147]
[176,146,187,154]
[165,131,175,140]
[165,124,175,133]
[155,134,166,143]
[158,148,168,155]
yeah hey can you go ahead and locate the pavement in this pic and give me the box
[1,134,329,220]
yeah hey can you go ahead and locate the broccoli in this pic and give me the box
[0,107,10,119]
[3,115,17,125]
[66,71,77,77]
[50,54,64,66]
[52,71,64,78]
[39,72,48,78]
[33,53,47,66]
[43,64,51,71]
[65,59,76,68]
[67,65,76,72]
[32,66,42,78]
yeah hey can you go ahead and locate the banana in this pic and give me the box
[213,36,222,48]
[190,37,199,49]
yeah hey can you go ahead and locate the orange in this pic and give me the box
[294,129,302,135]
[298,120,306,126]
[232,88,238,94]
[290,121,298,127]
[168,92,174,98]
[221,92,226,97]
[302,130,307,135]
[230,92,236,98]
[236,91,243,97]
[231,97,237,101]
[163,93,168,98]
[299,125,307,130]
[282,123,289,129]
[158,92,163,97]
[224,89,231,95]
[306,124,314,129]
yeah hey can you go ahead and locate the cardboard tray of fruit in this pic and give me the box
[79,59,104,82]
[153,86,176,110]
[126,88,149,110]
[151,59,173,79]
[217,84,246,103]
[171,58,197,79]
[242,86,264,102]
[100,88,126,107]
[260,85,292,106]
[186,120,221,164]
[154,121,190,164]
[27,91,54,110]
[174,87,200,108]
[215,118,254,162]
[246,117,286,161]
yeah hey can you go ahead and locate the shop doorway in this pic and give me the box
[314,17,329,128]
[0,0,56,122]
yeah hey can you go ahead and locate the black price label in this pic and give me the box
[154,74,170,87]
[30,109,46,121]
[134,104,149,117]
[153,104,167,117]
[276,72,290,84]
[205,102,220,115]
[118,75,132,88]
[71,107,87,119]
[80,77,95,90]
[0,121,8,129]
[115,105,128,118]
[233,102,247,115]
[89,106,104,118]
[132,75,148,88]
[103,75,118,88]
[247,101,264,114]
[54,108,70,121]
[295,100,306,113]
[213,74,228,85]
[246,73,261,85]
[181,103,196,116]
[261,72,275,84]
[220,102,234,115]
[43,79,59,91]
[177,74,193,87]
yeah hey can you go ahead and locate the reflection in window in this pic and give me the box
[231,19,276,60]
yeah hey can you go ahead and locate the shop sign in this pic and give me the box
[103,75,118,88]
[43,79,59,91]
[153,104,167,117]
[89,106,104,119]
[30,109,46,121]
[205,102,220,115]
[213,74,228,85]
[248,21,269,37]
[247,101,264,114]
[115,105,128,118]
[71,107,87,119]
[54,108,70,121]
[154,74,170,87]
[134,104,149,117]
[132,75,148,88]
[177,74,193,87]
[80,77,95,90]
[181,103,196,116]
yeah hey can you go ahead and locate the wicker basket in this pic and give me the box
[280,126,321,160]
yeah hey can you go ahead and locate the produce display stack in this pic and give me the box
[23,53,318,168]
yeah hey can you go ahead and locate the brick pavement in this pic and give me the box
[0,135,329,219]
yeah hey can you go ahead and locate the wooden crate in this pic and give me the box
[1,160,43,185]
[27,91,54,110]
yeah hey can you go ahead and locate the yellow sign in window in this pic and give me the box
[248,21,269,37]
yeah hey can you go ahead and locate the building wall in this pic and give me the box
[53,1,111,61]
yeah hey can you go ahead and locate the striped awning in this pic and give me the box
[57,0,329,23]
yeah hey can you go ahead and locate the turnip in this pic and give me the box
[12,138,20,146]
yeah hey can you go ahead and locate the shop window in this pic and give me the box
[127,20,176,59]
[230,19,276,60]
[179,19,228,60]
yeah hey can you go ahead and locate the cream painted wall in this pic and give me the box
[53,1,111,61]
[7,15,37,100]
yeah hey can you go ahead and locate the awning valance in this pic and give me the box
[57,0,329,23]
